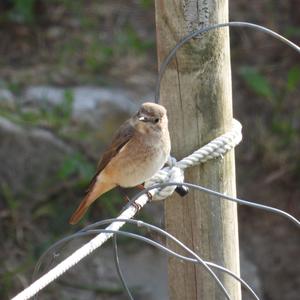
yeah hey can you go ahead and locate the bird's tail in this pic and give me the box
[69,196,91,225]
[69,181,115,225]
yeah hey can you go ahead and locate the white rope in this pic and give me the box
[145,119,242,200]
[11,119,242,300]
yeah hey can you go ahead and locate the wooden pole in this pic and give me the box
[155,1,241,299]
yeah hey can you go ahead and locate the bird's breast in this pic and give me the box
[106,135,169,188]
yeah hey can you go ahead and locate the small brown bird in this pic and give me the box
[69,102,171,224]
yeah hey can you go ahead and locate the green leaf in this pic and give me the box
[11,0,36,23]
[287,66,300,92]
[285,26,300,38]
[240,67,274,99]
[58,154,80,180]
[139,0,153,9]
[32,203,55,219]
[1,183,19,210]
[58,153,94,181]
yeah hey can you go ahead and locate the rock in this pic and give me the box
[0,117,73,203]
[23,86,139,113]
[71,86,138,128]
[23,86,65,106]
[72,86,138,115]
[0,88,15,108]
[22,85,141,129]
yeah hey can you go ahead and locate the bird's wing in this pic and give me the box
[98,120,135,172]
[69,120,135,224]
[86,119,135,194]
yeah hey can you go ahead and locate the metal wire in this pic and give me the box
[112,234,134,300]
[33,228,231,299]
[155,21,300,103]
[110,220,260,300]
[33,219,260,300]
[127,182,300,227]
[32,176,300,299]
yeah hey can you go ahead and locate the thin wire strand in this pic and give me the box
[33,176,299,297]
[33,220,259,300]
[31,180,298,300]
[112,235,134,300]
[110,221,259,300]
[127,182,300,227]
[33,228,232,300]
[155,21,300,103]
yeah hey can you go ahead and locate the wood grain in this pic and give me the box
[155,0,241,299]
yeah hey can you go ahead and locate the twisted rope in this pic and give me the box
[11,119,242,300]
[145,118,242,200]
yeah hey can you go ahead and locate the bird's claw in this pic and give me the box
[132,201,142,212]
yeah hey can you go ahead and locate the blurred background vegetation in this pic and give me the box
[0,0,299,299]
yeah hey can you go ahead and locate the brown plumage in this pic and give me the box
[69,102,170,224]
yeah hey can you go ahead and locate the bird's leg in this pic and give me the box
[120,189,142,212]
[132,184,150,211]
[119,188,141,212]
[136,184,152,202]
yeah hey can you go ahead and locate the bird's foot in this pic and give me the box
[136,184,152,202]
[132,201,142,212]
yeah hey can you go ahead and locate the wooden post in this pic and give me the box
[155,1,241,299]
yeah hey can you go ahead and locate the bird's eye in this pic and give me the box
[154,118,159,123]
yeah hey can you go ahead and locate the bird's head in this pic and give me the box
[133,102,168,134]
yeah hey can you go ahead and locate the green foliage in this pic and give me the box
[0,89,74,129]
[7,81,23,95]
[32,202,56,219]
[240,65,300,101]
[5,0,37,23]
[271,117,297,145]
[240,66,274,100]
[58,152,94,184]
[86,43,114,73]
[139,0,153,9]
[0,259,33,299]
[98,188,123,217]
[116,26,154,54]
[84,25,153,73]
[1,183,19,216]
[39,89,74,128]
[287,66,300,92]
[240,65,300,151]
[285,26,300,38]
